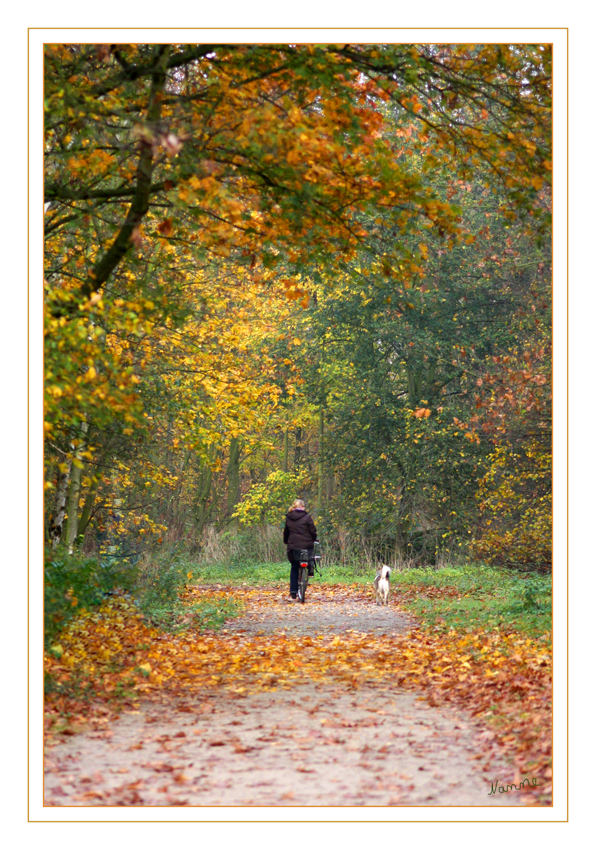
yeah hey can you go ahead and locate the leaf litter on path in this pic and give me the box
[44,583,552,807]
[45,684,526,807]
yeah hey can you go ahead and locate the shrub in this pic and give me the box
[470,440,552,570]
[44,548,136,645]
[233,470,307,527]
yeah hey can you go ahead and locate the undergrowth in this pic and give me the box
[44,549,136,646]
[45,544,551,646]
[44,548,243,645]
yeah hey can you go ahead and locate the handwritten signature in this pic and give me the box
[489,777,541,795]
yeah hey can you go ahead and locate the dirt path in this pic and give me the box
[44,585,527,808]
[224,583,416,637]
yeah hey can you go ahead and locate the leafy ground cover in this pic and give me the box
[44,549,244,643]
[44,561,552,804]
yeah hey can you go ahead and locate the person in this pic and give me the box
[283,498,317,601]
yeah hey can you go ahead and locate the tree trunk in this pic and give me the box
[294,427,302,467]
[317,408,324,512]
[227,437,241,525]
[78,46,172,302]
[76,476,100,544]
[326,473,335,501]
[395,490,411,559]
[283,429,289,473]
[407,361,437,406]
[427,360,437,399]
[407,365,424,407]
[65,421,89,553]
[194,463,214,538]
[49,460,72,549]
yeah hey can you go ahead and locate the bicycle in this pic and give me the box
[296,540,322,604]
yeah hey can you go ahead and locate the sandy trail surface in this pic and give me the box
[44,584,525,808]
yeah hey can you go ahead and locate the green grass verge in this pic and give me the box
[140,597,244,633]
[188,558,374,585]
[186,557,551,640]
[393,564,552,639]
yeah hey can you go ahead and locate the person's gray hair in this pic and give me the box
[290,499,305,511]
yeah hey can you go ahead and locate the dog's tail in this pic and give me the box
[380,564,391,580]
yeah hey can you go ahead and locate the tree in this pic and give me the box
[44,41,551,559]
[45,42,550,309]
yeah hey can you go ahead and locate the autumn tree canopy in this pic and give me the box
[45,43,550,299]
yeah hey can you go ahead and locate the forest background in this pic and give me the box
[42,41,552,603]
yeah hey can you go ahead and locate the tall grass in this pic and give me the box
[197,524,287,565]
[191,524,458,573]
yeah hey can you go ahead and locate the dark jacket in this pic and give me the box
[283,509,317,550]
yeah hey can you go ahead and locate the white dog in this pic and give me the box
[374,564,391,606]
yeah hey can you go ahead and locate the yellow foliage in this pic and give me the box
[471,440,551,568]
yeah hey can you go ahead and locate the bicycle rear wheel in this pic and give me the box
[297,566,308,603]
